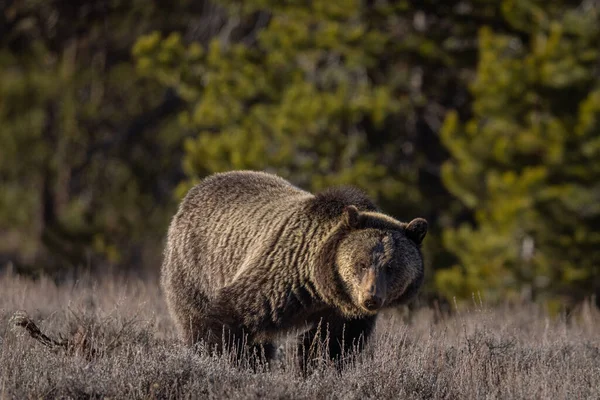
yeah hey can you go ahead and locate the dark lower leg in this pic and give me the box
[297,316,376,373]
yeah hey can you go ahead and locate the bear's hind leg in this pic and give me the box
[177,308,207,347]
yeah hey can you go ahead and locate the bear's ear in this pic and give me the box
[343,205,361,228]
[405,218,428,245]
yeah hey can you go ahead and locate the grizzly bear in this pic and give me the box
[161,171,427,367]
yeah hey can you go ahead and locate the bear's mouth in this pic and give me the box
[357,295,385,314]
[364,298,382,311]
[359,305,381,315]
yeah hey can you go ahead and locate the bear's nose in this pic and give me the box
[363,296,382,311]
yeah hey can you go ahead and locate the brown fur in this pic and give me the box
[161,171,427,366]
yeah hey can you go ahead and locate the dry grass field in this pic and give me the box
[1,269,599,399]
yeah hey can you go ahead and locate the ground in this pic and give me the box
[1,270,599,399]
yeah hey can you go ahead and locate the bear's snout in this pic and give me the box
[362,296,383,311]
[358,268,387,312]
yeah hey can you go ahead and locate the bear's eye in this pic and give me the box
[358,262,370,271]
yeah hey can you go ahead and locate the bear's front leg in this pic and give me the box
[299,315,376,373]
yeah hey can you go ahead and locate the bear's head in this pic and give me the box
[314,205,427,317]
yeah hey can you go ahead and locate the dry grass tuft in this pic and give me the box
[1,270,599,399]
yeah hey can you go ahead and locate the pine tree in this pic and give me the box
[437,2,600,304]
[0,1,206,274]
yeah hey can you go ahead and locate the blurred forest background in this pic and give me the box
[1,0,599,308]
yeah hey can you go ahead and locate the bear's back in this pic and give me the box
[183,171,305,208]
[166,171,313,293]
